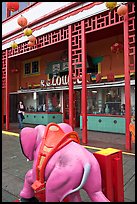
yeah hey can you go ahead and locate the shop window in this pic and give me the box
[46,92,61,112]
[24,60,40,76]
[87,87,122,115]
[36,91,62,112]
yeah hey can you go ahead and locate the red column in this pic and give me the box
[123,11,131,151]
[2,89,4,129]
[68,25,74,129]
[6,49,10,130]
[81,20,87,144]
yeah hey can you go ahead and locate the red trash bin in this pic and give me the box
[93,148,124,202]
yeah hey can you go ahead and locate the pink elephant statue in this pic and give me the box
[19,122,110,202]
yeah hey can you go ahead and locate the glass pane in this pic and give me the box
[32,61,39,73]
[24,63,31,75]
[46,92,61,112]
[87,87,122,115]
[2,2,6,21]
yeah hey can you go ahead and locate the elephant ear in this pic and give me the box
[19,127,37,161]
[58,123,73,133]
[34,125,46,147]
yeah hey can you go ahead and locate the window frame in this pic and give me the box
[23,59,40,77]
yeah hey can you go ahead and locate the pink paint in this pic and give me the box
[19,123,110,202]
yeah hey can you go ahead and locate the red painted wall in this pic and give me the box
[87,34,124,76]
[9,34,124,92]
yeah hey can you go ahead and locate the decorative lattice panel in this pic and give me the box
[128,2,135,71]
[8,27,68,58]
[85,6,123,33]
[2,2,135,86]
[71,22,82,79]
[2,51,6,89]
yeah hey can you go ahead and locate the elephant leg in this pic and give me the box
[20,169,35,199]
[67,191,82,202]
[45,166,82,202]
[83,163,110,202]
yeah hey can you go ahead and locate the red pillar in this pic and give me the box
[123,11,131,151]
[2,89,4,129]
[81,20,87,144]
[68,25,74,129]
[6,49,10,130]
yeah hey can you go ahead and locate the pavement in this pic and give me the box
[2,123,135,202]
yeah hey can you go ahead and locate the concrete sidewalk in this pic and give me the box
[2,123,135,202]
[3,122,135,154]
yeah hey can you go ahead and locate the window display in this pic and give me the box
[22,91,62,113]
[87,87,123,115]
[37,91,61,112]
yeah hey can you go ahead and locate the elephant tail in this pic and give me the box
[60,163,91,201]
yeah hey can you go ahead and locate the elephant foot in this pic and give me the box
[20,197,39,202]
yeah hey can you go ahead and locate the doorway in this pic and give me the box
[10,94,19,122]
[63,90,81,127]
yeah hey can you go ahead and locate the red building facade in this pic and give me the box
[2,2,135,150]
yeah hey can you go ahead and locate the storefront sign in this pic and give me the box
[40,75,83,88]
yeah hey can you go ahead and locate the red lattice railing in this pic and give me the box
[85,6,123,33]
[7,27,68,58]
[2,2,135,88]
[2,51,6,89]
[71,22,82,79]
[128,3,135,72]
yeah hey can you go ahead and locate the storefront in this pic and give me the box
[2,2,135,151]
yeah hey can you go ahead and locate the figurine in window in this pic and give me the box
[121,104,125,115]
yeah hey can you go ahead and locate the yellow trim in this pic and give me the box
[83,145,135,156]
[2,130,135,156]
[33,84,41,87]
[91,72,135,80]
[2,131,19,137]
[93,147,121,155]
[98,63,101,74]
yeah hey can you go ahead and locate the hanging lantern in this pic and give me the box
[105,2,117,11]
[23,28,33,36]
[107,72,115,82]
[11,41,18,49]
[6,2,19,12]
[11,68,19,73]
[28,41,35,47]
[61,50,68,61]
[28,35,36,43]
[17,15,28,28]
[96,73,102,83]
[111,42,123,54]
[117,5,128,16]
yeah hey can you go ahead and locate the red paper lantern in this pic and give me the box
[107,72,115,82]
[111,42,123,54]
[11,68,19,73]
[28,41,35,47]
[17,15,28,28]
[6,2,19,12]
[28,35,36,42]
[117,5,127,16]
